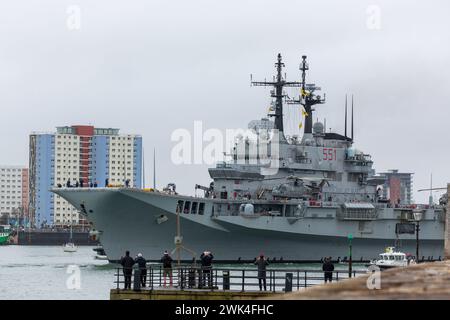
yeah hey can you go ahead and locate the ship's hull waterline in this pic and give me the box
[52,188,444,262]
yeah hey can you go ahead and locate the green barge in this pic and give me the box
[0,225,11,245]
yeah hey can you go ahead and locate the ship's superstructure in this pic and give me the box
[209,54,374,214]
[52,54,447,262]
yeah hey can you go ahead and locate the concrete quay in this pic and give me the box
[267,260,450,300]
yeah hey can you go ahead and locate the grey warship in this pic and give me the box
[53,54,447,262]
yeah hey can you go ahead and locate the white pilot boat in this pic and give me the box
[370,247,415,269]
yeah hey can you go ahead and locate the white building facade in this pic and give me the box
[0,166,29,221]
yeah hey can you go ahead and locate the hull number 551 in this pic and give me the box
[323,148,337,161]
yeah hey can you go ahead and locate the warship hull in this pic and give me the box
[52,188,444,262]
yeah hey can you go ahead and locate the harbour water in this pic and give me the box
[0,246,368,300]
[0,246,112,300]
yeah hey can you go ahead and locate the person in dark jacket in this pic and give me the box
[200,251,214,288]
[161,251,173,287]
[322,257,334,283]
[254,254,269,291]
[120,251,135,289]
[135,253,147,287]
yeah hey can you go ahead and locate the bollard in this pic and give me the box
[133,269,141,291]
[223,270,230,290]
[180,269,185,289]
[188,268,196,288]
[197,268,203,289]
[284,272,293,292]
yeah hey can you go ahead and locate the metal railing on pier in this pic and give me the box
[114,265,367,293]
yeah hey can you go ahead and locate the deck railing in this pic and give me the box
[114,265,367,292]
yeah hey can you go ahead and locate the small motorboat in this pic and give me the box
[63,242,77,252]
[370,247,415,269]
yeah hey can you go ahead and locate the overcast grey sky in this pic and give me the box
[1,0,449,203]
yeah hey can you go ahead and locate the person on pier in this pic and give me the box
[200,251,214,288]
[322,257,335,283]
[254,253,269,291]
[161,251,173,287]
[135,253,147,287]
[120,251,135,289]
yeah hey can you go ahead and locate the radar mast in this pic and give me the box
[251,54,303,139]
[287,55,326,137]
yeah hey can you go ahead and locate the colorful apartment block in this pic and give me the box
[29,125,143,227]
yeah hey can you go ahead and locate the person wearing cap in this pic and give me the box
[200,250,214,288]
[254,253,269,291]
[135,253,147,287]
[161,251,173,287]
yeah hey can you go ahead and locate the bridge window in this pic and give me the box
[198,203,205,215]
[176,200,184,213]
[184,201,191,214]
[191,202,198,214]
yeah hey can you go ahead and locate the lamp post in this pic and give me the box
[348,233,353,278]
[413,211,423,263]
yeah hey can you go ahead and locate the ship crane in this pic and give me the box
[418,186,448,206]
[417,174,447,205]
[163,183,177,195]
[195,183,214,198]
[417,187,447,191]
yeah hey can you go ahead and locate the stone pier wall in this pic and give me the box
[267,260,450,299]
[446,184,450,260]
